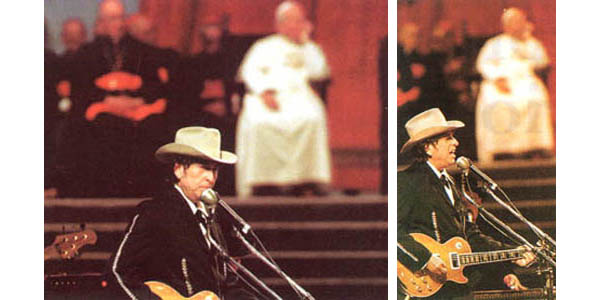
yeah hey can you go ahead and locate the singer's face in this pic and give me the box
[175,162,219,203]
[426,132,459,171]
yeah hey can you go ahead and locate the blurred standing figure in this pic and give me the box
[475,7,554,163]
[236,0,331,197]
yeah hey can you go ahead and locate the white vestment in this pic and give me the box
[475,34,554,163]
[236,34,331,197]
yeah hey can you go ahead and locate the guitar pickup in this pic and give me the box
[449,252,460,269]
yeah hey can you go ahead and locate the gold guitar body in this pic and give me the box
[145,281,220,300]
[397,233,471,298]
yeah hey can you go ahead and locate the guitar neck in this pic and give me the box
[458,248,524,267]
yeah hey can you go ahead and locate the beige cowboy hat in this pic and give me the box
[155,127,237,164]
[400,108,464,153]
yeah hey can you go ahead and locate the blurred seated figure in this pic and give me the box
[126,12,183,131]
[180,14,232,123]
[475,7,554,163]
[57,0,172,197]
[236,1,331,197]
[126,13,155,45]
[178,14,238,195]
[397,23,422,109]
[430,20,479,160]
[61,18,88,56]
[398,22,428,165]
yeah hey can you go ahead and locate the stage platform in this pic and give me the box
[45,194,388,299]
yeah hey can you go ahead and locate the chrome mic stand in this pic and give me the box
[233,228,316,300]
[460,171,556,300]
[208,236,283,300]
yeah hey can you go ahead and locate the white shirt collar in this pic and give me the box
[426,161,452,180]
[426,161,455,205]
[173,184,209,218]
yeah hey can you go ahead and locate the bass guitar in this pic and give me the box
[144,281,219,300]
[398,233,527,298]
[44,229,97,260]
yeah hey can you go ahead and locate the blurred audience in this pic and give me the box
[236,0,331,197]
[56,0,173,197]
[45,22,61,195]
[475,7,554,163]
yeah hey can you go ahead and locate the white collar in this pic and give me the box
[426,161,451,180]
[173,184,209,218]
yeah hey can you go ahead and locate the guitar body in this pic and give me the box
[144,281,219,300]
[398,233,471,298]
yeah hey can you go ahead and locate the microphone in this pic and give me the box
[200,188,220,207]
[456,156,498,190]
[200,189,252,235]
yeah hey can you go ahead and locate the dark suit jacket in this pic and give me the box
[398,162,512,299]
[108,186,255,300]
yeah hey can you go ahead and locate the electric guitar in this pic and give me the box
[398,233,527,298]
[44,229,97,260]
[144,281,219,300]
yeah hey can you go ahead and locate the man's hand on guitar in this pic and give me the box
[514,246,536,267]
[504,274,527,291]
[423,255,447,282]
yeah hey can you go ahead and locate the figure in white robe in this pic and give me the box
[475,8,554,163]
[235,33,331,197]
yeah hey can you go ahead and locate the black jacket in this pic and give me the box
[398,162,512,299]
[108,186,255,299]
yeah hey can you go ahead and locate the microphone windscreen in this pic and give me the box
[200,189,219,206]
[456,156,471,170]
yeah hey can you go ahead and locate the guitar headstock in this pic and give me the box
[50,229,97,260]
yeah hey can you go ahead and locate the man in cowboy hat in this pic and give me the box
[397,108,534,299]
[108,127,257,299]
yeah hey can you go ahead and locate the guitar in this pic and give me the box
[398,233,527,298]
[44,230,97,261]
[144,281,219,300]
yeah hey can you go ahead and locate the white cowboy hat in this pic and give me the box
[155,127,237,164]
[400,108,464,153]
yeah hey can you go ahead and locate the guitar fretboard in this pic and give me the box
[458,249,524,267]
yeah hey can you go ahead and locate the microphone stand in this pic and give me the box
[233,228,316,300]
[460,173,556,300]
[208,237,283,300]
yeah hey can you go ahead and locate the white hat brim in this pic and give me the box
[155,143,238,164]
[400,121,464,153]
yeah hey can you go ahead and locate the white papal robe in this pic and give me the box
[475,34,554,163]
[235,34,331,197]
